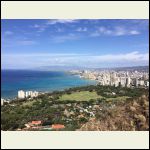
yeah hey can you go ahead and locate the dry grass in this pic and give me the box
[77,95,149,131]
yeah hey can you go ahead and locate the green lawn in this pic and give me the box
[59,91,102,101]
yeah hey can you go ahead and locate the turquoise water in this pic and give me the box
[1,70,97,99]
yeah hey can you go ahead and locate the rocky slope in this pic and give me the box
[77,95,149,131]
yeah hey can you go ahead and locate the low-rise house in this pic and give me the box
[112,92,116,95]
[51,124,65,130]
[25,120,42,128]
[25,123,31,128]
[31,121,42,126]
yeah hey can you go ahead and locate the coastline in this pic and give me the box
[1,70,97,100]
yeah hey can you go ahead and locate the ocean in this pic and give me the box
[1,70,97,99]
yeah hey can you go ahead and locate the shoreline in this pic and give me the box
[1,72,98,100]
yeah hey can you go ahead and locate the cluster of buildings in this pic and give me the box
[22,121,65,131]
[18,90,39,99]
[71,70,149,88]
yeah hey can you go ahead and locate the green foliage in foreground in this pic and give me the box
[1,85,149,131]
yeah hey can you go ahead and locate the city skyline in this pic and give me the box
[2,19,149,69]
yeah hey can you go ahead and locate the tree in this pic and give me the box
[79,117,88,124]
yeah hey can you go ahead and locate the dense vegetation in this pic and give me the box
[1,85,149,131]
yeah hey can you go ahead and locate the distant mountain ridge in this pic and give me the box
[36,65,149,72]
[36,65,90,71]
[94,66,149,72]
[3,65,149,72]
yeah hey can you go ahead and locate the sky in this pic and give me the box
[1,19,149,69]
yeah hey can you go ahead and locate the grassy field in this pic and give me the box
[58,91,130,102]
[59,91,102,101]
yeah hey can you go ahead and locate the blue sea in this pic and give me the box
[1,70,97,99]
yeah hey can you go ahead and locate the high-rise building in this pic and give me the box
[18,90,39,99]
[120,77,126,87]
[138,80,145,86]
[25,91,30,98]
[126,77,131,87]
[32,91,39,97]
[114,78,119,87]
[18,90,25,99]
[146,81,149,87]
[136,78,139,87]
[28,91,33,96]
[1,98,4,106]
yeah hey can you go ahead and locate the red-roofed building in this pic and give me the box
[31,121,42,126]
[51,124,65,130]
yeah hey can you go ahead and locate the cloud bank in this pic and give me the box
[2,51,149,69]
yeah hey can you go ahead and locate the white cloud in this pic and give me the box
[32,24,47,32]
[30,20,142,37]
[91,51,148,62]
[2,35,37,47]
[114,26,127,36]
[52,33,80,43]
[76,27,87,32]
[98,27,112,35]
[17,40,37,45]
[31,23,48,33]
[129,30,140,35]
[90,26,113,37]
[31,19,78,33]
[32,24,40,28]
[47,19,78,25]
[90,26,140,37]
[2,51,148,69]
[4,31,13,35]
[114,26,140,36]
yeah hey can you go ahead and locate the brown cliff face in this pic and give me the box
[77,95,149,131]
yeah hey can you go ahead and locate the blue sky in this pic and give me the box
[1,19,149,69]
